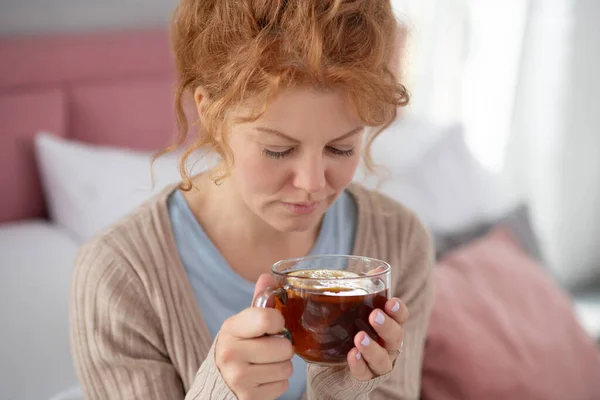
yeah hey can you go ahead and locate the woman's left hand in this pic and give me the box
[347,297,409,381]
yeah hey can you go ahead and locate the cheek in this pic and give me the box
[232,150,287,192]
[327,156,361,189]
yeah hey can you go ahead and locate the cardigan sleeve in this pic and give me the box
[70,241,238,400]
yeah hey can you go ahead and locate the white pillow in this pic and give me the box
[35,133,213,242]
[0,221,80,400]
[355,119,515,232]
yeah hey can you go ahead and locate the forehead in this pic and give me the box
[247,87,363,139]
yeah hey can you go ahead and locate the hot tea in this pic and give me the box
[274,269,388,365]
[254,256,391,365]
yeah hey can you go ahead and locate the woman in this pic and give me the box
[70,1,433,399]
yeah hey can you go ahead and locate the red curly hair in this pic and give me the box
[166,0,409,188]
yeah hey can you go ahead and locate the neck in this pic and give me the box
[184,172,320,257]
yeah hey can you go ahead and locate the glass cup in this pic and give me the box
[254,255,391,366]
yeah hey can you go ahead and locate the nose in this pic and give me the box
[292,153,326,194]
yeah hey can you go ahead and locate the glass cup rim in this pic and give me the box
[271,254,391,281]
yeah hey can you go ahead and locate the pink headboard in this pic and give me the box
[0,29,179,223]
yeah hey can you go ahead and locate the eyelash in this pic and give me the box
[263,147,355,159]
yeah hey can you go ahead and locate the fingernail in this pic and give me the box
[356,352,362,360]
[375,311,385,325]
[361,334,371,347]
[391,301,400,313]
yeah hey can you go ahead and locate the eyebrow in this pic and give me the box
[255,126,364,143]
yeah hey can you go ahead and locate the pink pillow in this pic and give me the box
[422,227,600,400]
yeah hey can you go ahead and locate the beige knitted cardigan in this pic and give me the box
[70,183,434,400]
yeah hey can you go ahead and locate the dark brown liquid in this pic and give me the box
[276,285,388,364]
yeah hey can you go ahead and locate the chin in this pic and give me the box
[269,217,319,233]
[265,210,325,233]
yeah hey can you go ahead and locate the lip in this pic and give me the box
[281,201,321,215]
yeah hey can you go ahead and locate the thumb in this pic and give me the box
[252,273,278,305]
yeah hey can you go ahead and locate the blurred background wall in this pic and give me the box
[0,0,177,36]
[392,0,600,290]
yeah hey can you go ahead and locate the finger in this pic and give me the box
[367,266,388,275]
[369,309,404,352]
[222,307,285,339]
[354,331,392,377]
[223,363,289,399]
[250,360,294,384]
[347,347,375,381]
[252,273,278,303]
[385,298,409,326]
[251,380,290,400]
[231,336,293,364]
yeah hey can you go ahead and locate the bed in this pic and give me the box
[1,28,598,400]
[0,29,179,400]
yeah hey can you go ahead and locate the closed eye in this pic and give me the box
[326,147,355,157]
[262,146,356,159]
[263,148,294,159]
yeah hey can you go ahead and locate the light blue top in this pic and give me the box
[167,190,357,400]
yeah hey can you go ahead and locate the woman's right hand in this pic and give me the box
[215,274,294,400]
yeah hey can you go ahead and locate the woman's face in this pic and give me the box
[224,87,364,233]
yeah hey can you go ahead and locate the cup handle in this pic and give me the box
[253,286,293,343]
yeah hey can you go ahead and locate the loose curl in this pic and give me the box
[162,0,409,189]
